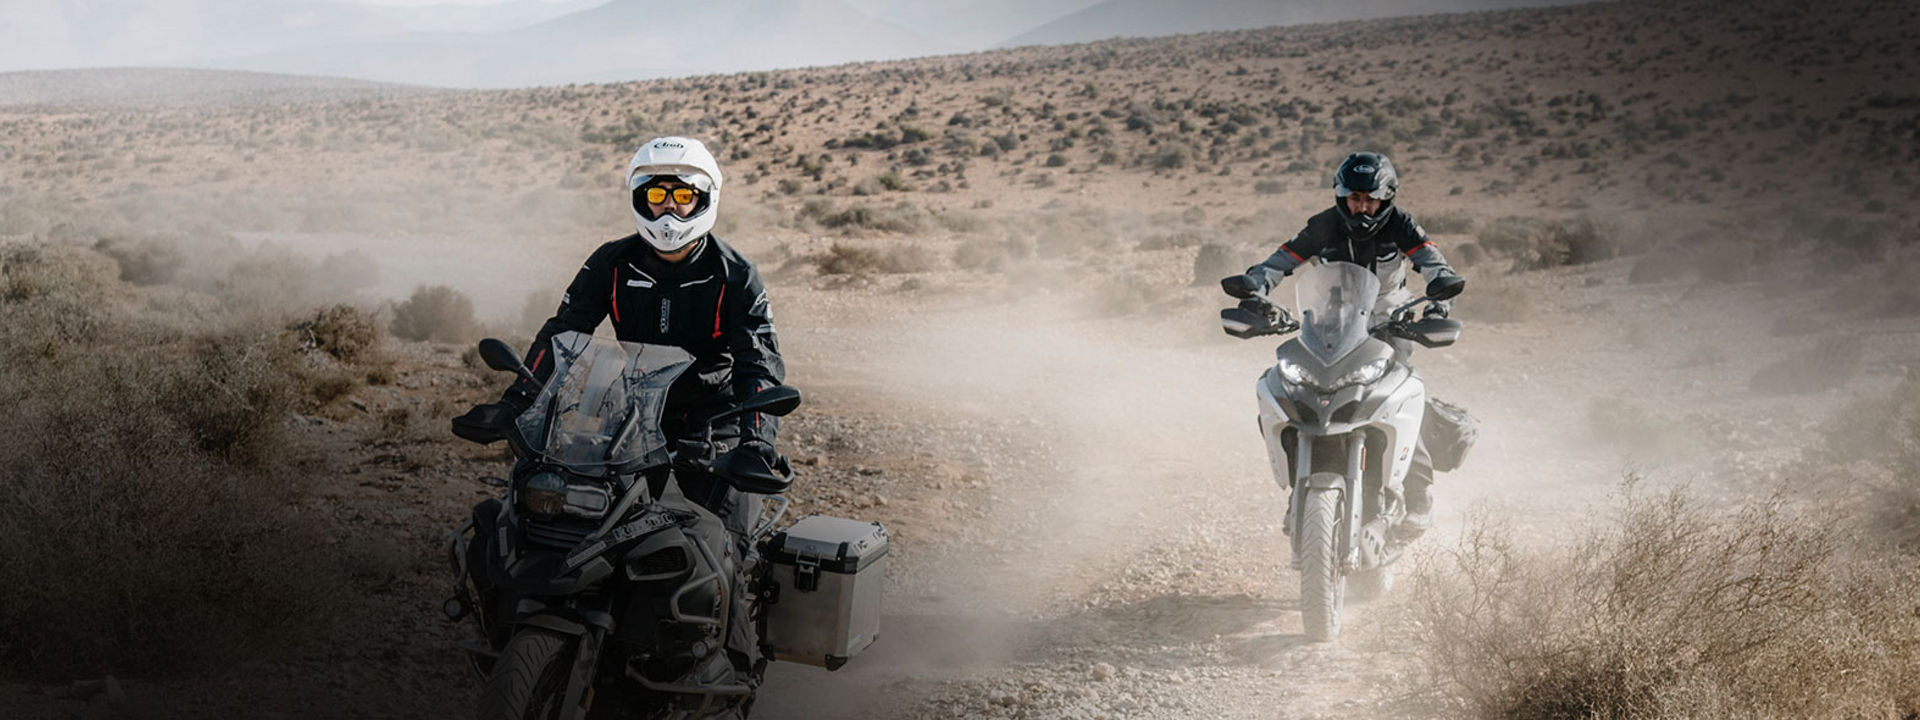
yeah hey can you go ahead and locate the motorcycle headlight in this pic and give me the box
[1332,358,1390,389]
[522,473,568,517]
[1278,358,1309,385]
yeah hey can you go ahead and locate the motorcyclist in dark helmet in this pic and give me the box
[1221,151,1464,539]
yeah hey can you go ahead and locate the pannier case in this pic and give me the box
[763,515,888,670]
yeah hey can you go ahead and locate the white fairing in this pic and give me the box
[1255,363,1427,491]
[627,136,725,254]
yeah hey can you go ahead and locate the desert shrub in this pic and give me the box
[0,241,340,676]
[295,304,380,363]
[813,242,937,275]
[1410,486,1920,719]
[0,241,121,356]
[1749,334,1863,395]
[93,235,184,286]
[818,202,926,234]
[390,284,477,343]
[1816,375,1920,552]
[1252,178,1287,195]
[173,325,304,465]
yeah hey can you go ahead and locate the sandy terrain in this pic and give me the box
[3,0,1917,717]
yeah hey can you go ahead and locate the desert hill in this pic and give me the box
[2,0,1912,245]
[0,67,417,108]
[1000,0,1597,47]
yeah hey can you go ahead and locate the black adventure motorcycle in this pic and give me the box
[443,331,805,719]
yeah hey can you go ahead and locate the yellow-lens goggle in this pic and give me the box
[642,186,701,205]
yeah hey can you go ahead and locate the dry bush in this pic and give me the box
[390,284,478,343]
[1817,375,1920,553]
[92,235,184,286]
[813,200,927,234]
[294,303,381,363]
[1410,486,1920,719]
[0,241,342,676]
[1,241,122,355]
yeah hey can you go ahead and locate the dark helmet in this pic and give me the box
[1333,152,1397,238]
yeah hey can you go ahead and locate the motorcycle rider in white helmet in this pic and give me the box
[453,136,787,675]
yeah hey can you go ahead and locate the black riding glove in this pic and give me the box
[1423,301,1452,320]
[451,390,533,445]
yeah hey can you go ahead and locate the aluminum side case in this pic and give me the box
[763,515,888,670]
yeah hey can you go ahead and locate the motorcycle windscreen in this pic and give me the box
[515,331,695,473]
[1294,260,1381,366]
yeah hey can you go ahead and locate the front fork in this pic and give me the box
[1282,429,1367,572]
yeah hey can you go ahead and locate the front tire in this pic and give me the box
[478,629,574,720]
[1297,488,1345,642]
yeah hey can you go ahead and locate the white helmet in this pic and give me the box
[626,136,725,254]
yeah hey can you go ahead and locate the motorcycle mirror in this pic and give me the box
[477,338,538,384]
[1425,275,1466,301]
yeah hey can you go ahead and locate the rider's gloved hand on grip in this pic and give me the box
[451,390,533,445]
[1220,273,1262,299]
[1423,300,1451,320]
[713,440,792,494]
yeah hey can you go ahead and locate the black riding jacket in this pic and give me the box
[512,233,784,444]
[1245,205,1458,310]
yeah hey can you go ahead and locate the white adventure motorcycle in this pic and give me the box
[1221,260,1466,642]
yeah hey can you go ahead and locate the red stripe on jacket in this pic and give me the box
[610,269,621,323]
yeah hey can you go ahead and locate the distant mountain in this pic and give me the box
[999,0,1602,48]
[0,0,604,74]
[217,0,956,88]
[0,68,411,107]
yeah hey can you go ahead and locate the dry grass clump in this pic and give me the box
[0,240,342,676]
[294,303,381,363]
[815,201,928,234]
[1410,485,1920,719]
[1817,375,1920,553]
[390,284,478,343]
